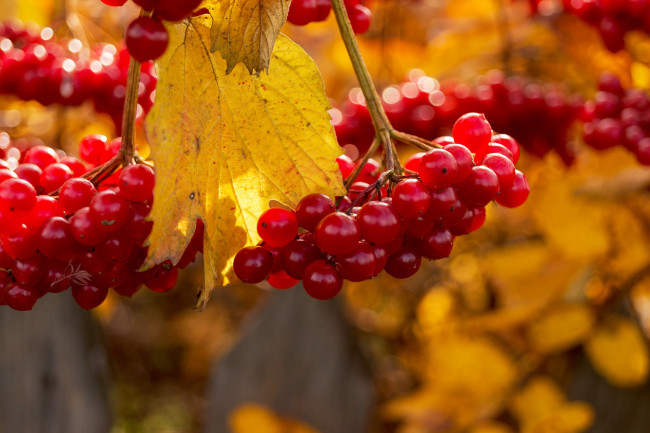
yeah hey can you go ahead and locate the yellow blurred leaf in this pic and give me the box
[204,0,290,74]
[585,315,650,387]
[146,17,345,307]
[526,303,595,354]
[229,403,321,433]
[0,0,54,26]
[469,420,515,433]
[416,287,457,337]
[509,376,593,433]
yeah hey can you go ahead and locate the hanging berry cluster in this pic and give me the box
[332,70,583,165]
[0,21,156,129]
[561,0,650,53]
[287,0,372,34]
[581,72,650,165]
[0,133,203,311]
[234,113,530,300]
[100,0,203,62]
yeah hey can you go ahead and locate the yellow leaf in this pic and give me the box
[509,376,593,433]
[469,421,514,433]
[526,303,595,354]
[585,315,650,387]
[0,0,54,26]
[146,18,345,307]
[229,403,321,433]
[203,0,290,74]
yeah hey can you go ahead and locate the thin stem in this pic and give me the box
[344,138,382,190]
[391,130,441,150]
[330,0,392,136]
[120,55,141,166]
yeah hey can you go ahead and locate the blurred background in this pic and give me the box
[1,0,650,432]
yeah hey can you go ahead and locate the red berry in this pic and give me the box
[14,163,42,193]
[70,206,108,246]
[60,178,97,214]
[443,143,475,182]
[234,246,274,284]
[23,145,59,169]
[404,152,425,172]
[303,260,343,300]
[13,254,45,286]
[296,193,334,231]
[348,4,372,34]
[315,212,361,255]
[125,202,153,245]
[267,270,299,289]
[257,208,299,247]
[335,242,376,282]
[5,284,38,311]
[153,0,202,21]
[0,178,37,212]
[452,113,492,162]
[457,166,499,206]
[79,135,107,166]
[89,190,130,231]
[24,196,64,232]
[287,0,318,25]
[392,179,431,219]
[280,239,322,279]
[482,153,515,188]
[495,170,529,208]
[96,232,134,263]
[100,0,128,6]
[357,201,400,245]
[72,283,108,309]
[336,155,355,179]
[60,156,87,176]
[38,216,75,258]
[384,245,421,279]
[418,148,459,190]
[119,163,155,202]
[416,228,454,260]
[1,225,37,259]
[144,262,178,292]
[125,17,169,63]
[39,162,74,193]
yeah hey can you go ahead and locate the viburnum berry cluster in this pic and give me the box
[581,72,650,164]
[234,113,529,300]
[101,0,204,63]
[561,0,650,53]
[332,69,583,165]
[288,0,372,33]
[0,21,156,130]
[0,133,203,311]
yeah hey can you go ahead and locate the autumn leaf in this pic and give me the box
[202,0,290,74]
[146,17,345,308]
[526,303,595,354]
[585,315,650,387]
[229,403,321,433]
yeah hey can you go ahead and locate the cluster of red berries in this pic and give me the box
[0,21,156,130]
[0,133,202,311]
[234,113,529,300]
[581,72,650,164]
[332,69,583,165]
[288,0,372,34]
[562,0,650,52]
[100,0,204,63]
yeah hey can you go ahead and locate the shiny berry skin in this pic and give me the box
[89,190,130,231]
[481,153,515,188]
[0,170,17,184]
[490,134,520,163]
[336,155,355,179]
[0,178,37,212]
[303,260,343,300]
[5,284,38,311]
[39,162,74,193]
[426,187,457,221]
[257,208,299,247]
[13,254,45,286]
[371,244,388,276]
[125,17,169,63]
[79,135,107,166]
[14,163,42,192]
[72,283,108,310]
[24,196,64,232]
[100,0,128,6]
[443,143,475,182]
[452,113,492,162]
[70,206,108,246]
[296,193,334,231]
[384,245,421,279]
[457,166,499,206]
[280,239,322,279]
[495,170,529,208]
[125,202,153,245]
[59,178,97,214]
[45,261,72,293]
[357,201,400,245]
[287,0,318,25]
[315,212,361,255]
[335,242,376,282]
[416,228,454,260]
[314,0,332,21]
[404,152,426,171]
[1,225,37,259]
[418,148,458,190]
[154,0,202,21]
[144,263,178,293]
[113,275,143,297]
[96,233,134,263]
[38,216,75,258]
[261,243,283,273]
[233,246,274,284]
[348,4,372,34]
[392,179,431,219]
[267,270,299,290]
[119,164,155,202]
[60,157,87,177]
[23,145,59,169]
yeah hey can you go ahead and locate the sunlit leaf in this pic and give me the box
[229,403,321,433]
[146,17,345,307]
[526,303,595,354]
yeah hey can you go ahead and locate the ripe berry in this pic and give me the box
[287,0,318,25]
[14,163,42,192]
[384,245,421,279]
[70,206,108,246]
[79,135,107,166]
[119,163,155,202]
[0,178,37,212]
[125,17,169,63]
[336,155,355,179]
[153,0,202,21]
[315,212,360,255]
[452,113,492,162]
[296,193,334,231]
[418,148,458,190]
[59,178,97,214]
[482,153,515,188]
[72,283,108,310]
[267,270,299,289]
[404,152,425,171]
[348,4,372,34]
[281,239,322,279]
[443,143,475,182]
[457,166,499,206]
[357,201,400,245]
[144,263,178,292]
[335,242,376,282]
[303,260,343,300]
[24,196,64,231]
[23,145,58,169]
[495,170,530,208]
[416,228,454,260]
[89,190,130,231]
[39,162,74,192]
[234,246,274,284]
[5,284,38,311]
[38,216,75,258]
[392,179,431,219]
[257,208,299,247]
[1,225,38,259]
